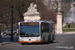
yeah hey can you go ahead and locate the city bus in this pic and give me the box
[18,20,55,45]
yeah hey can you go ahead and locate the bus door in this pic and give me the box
[50,23,55,41]
[41,22,49,42]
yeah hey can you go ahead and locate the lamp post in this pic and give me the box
[10,6,14,41]
[0,22,2,43]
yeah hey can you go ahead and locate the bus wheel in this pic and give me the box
[42,36,45,43]
[21,43,24,45]
[48,36,50,43]
[50,40,53,43]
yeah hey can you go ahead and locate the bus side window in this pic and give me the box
[51,24,53,32]
[16,24,19,33]
[42,26,44,30]
[41,23,49,33]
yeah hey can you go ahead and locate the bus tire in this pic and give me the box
[48,36,50,43]
[42,36,45,43]
[51,36,53,43]
[21,43,24,45]
[50,41,53,43]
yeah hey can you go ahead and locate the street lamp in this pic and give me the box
[0,21,2,43]
[10,6,14,41]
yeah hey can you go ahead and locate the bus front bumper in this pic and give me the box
[19,40,42,43]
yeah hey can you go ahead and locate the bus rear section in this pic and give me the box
[41,22,55,43]
[18,22,42,44]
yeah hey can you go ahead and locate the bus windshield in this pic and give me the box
[20,23,39,37]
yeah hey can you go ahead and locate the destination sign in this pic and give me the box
[20,22,39,26]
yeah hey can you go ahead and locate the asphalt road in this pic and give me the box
[0,34,75,50]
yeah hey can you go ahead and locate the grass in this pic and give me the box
[63,24,75,28]
[63,24,75,32]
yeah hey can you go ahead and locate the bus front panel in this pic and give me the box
[19,22,42,43]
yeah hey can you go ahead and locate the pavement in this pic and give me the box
[56,32,75,34]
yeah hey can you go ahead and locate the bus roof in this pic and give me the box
[18,20,54,25]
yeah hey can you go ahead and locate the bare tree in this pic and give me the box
[37,0,56,22]
[42,0,72,17]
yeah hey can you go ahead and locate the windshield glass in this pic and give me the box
[20,23,39,37]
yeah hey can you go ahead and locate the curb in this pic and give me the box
[55,32,75,35]
[63,32,75,34]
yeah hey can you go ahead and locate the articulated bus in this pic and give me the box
[18,20,55,45]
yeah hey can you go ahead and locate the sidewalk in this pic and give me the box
[55,31,75,34]
[63,32,75,34]
[63,28,75,29]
